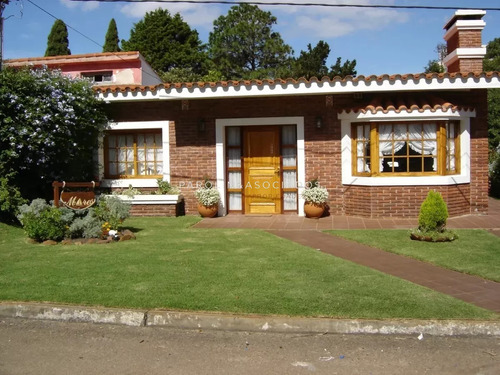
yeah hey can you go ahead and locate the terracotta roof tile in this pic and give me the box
[92,72,500,95]
[342,93,475,114]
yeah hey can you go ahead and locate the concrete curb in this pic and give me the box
[1,302,499,337]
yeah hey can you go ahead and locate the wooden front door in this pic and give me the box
[243,127,281,214]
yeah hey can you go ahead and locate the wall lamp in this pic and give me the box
[315,116,323,129]
[198,119,206,133]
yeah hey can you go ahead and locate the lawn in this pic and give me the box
[327,230,500,282]
[0,218,497,320]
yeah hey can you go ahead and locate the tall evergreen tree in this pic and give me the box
[292,41,330,79]
[208,4,293,80]
[45,19,71,57]
[103,18,120,53]
[121,8,207,75]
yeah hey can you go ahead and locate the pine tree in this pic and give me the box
[103,18,120,53]
[45,19,71,56]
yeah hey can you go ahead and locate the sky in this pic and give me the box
[2,0,500,76]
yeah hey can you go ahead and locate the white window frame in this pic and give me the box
[99,121,170,188]
[339,109,474,186]
[216,117,306,216]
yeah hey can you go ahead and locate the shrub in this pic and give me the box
[0,173,28,223]
[17,199,67,242]
[156,178,179,194]
[93,196,131,229]
[490,153,500,198]
[68,210,102,239]
[418,191,449,232]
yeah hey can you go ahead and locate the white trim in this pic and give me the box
[340,111,471,187]
[112,194,183,205]
[443,20,486,41]
[98,120,171,187]
[98,75,500,102]
[443,47,487,67]
[216,117,306,216]
[339,108,476,121]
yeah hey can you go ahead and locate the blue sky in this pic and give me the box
[3,0,500,76]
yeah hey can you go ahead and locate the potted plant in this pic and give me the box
[194,179,220,218]
[301,179,328,218]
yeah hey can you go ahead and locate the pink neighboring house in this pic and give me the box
[4,51,162,86]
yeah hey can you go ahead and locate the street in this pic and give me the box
[0,317,498,374]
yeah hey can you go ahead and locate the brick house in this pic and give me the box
[95,9,500,218]
[5,51,162,86]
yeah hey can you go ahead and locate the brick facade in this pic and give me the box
[106,87,488,218]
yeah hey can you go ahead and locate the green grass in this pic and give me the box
[327,229,500,282]
[0,218,497,320]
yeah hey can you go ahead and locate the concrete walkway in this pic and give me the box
[195,198,500,313]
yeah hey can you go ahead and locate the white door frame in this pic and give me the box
[215,117,306,216]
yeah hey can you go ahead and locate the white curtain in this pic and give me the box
[379,124,437,172]
[282,148,297,167]
[229,193,242,210]
[228,148,241,167]
[228,171,242,189]
[283,171,297,189]
[284,192,297,210]
[407,124,437,171]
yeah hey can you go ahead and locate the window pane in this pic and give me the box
[284,192,297,210]
[228,148,241,168]
[227,127,241,146]
[282,148,297,167]
[229,193,242,210]
[228,171,242,189]
[106,131,162,178]
[282,126,297,145]
[283,171,297,189]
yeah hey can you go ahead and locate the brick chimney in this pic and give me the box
[443,10,486,73]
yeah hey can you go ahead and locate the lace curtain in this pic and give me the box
[379,124,437,171]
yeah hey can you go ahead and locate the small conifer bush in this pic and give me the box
[411,191,457,242]
[418,190,448,232]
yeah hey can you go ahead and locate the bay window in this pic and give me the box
[352,121,460,176]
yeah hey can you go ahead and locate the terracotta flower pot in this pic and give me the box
[197,203,219,218]
[304,202,325,218]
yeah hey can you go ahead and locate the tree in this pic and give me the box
[45,19,71,56]
[424,43,446,73]
[424,60,445,73]
[208,4,293,80]
[329,57,357,78]
[485,39,500,152]
[0,67,108,218]
[103,18,120,53]
[121,8,207,75]
[484,38,500,72]
[292,41,330,79]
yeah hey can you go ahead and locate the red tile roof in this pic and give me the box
[341,93,476,114]
[5,51,142,67]
[93,71,499,94]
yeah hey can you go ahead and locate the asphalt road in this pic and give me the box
[0,317,498,375]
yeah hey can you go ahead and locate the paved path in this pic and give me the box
[269,230,500,313]
[195,198,500,231]
[195,198,500,313]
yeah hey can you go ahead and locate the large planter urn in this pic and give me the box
[197,203,219,218]
[304,202,325,218]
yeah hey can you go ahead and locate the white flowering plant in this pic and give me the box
[301,180,328,205]
[195,180,220,207]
